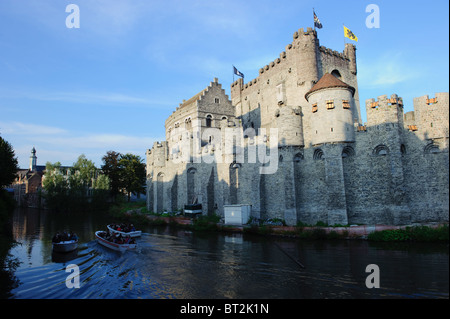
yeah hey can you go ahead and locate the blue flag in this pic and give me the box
[314,11,323,29]
[233,66,244,78]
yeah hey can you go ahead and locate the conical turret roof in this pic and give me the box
[305,73,355,101]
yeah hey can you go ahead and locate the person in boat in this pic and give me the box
[52,232,61,243]
[71,233,78,241]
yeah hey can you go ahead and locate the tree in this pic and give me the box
[0,136,19,189]
[42,155,111,212]
[42,162,69,212]
[0,135,19,233]
[101,151,121,200]
[118,153,146,202]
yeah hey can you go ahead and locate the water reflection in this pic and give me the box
[4,208,449,299]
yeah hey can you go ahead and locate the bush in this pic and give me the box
[368,225,449,242]
[192,214,220,231]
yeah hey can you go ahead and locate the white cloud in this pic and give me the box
[1,121,161,168]
[358,51,421,89]
[0,89,172,108]
[0,121,67,136]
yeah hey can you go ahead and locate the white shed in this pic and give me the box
[224,205,252,225]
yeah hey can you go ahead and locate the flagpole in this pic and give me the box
[343,23,346,48]
[313,8,315,31]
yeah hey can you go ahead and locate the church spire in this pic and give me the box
[29,147,37,171]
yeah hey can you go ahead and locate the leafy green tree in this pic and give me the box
[0,136,19,189]
[118,153,146,202]
[43,155,111,212]
[42,162,69,211]
[0,135,19,234]
[71,154,97,188]
[91,173,111,210]
[101,151,121,200]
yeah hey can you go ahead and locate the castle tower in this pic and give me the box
[412,92,449,142]
[151,141,167,168]
[276,105,304,147]
[29,147,37,171]
[294,27,320,91]
[365,94,410,224]
[305,73,356,146]
[343,43,361,123]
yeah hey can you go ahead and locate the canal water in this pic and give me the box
[3,207,449,299]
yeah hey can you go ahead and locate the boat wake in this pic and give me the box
[11,234,170,299]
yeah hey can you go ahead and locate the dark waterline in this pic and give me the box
[4,207,449,299]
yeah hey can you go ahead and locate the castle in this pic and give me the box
[145,27,449,226]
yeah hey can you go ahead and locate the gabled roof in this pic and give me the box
[305,73,355,101]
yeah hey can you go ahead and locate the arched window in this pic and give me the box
[424,142,439,154]
[206,115,212,128]
[373,144,389,156]
[342,146,355,158]
[331,69,342,79]
[313,148,324,160]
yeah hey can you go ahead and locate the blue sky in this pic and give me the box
[0,0,448,169]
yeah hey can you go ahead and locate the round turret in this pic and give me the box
[276,105,304,147]
[305,73,356,146]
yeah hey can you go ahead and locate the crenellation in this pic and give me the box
[146,25,448,226]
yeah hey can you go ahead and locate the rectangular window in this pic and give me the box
[326,100,334,109]
[312,103,318,113]
[342,100,350,109]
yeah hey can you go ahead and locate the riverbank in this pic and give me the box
[109,203,449,242]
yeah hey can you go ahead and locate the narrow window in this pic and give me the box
[326,100,334,109]
[342,100,350,109]
[206,115,212,128]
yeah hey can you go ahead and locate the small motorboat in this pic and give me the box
[52,239,78,253]
[95,231,136,252]
[107,224,142,238]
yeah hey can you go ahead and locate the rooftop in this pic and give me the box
[305,73,355,101]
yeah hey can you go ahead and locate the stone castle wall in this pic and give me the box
[145,27,449,226]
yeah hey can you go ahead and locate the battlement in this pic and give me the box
[366,94,404,109]
[230,45,290,92]
[413,92,449,139]
[319,46,349,62]
[231,26,351,97]
[413,92,449,108]
[365,94,405,128]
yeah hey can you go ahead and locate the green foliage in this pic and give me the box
[42,162,70,211]
[192,214,221,231]
[118,153,146,202]
[101,151,122,199]
[42,155,111,212]
[0,136,19,189]
[101,151,146,202]
[315,221,328,227]
[368,225,449,242]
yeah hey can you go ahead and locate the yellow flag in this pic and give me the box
[343,25,358,42]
